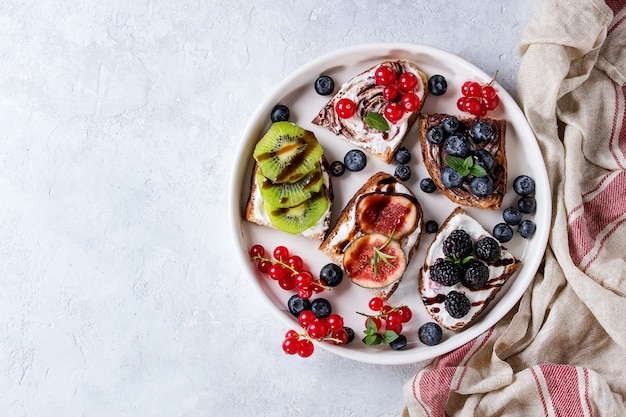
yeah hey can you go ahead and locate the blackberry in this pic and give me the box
[461,260,489,290]
[443,229,474,259]
[425,220,439,234]
[394,146,411,164]
[444,291,471,319]
[287,294,311,317]
[395,164,411,181]
[418,322,443,346]
[420,178,437,193]
[319,263,343,287]
[475,237,501,264]
[430,258,462,286]
[310,298,332,319]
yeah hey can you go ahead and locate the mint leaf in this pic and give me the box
[445,156,469,176]
[382,330,399,344]
[365,318,378,335]
[469,164,487,177]
[365,112,389,131]
[363,333,383,345]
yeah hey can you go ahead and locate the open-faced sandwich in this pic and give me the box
[419,113,508,209]
[245,121,333,240]
[418,207,521,330]
[319,172,423,299]
[312,59,428,163]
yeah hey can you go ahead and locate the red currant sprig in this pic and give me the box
[283,312,352,358]
[249,244,329,298]
[457,70,500,117]
[357,297,413,346]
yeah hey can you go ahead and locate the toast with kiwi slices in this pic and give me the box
[244,121,333,240]
[311,59,428,163]
[319,172,423,300]
[418,207,521,330]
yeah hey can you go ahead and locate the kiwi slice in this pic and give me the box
[264,190,329,234]
[256,164,324,208]
[253,121,324,184]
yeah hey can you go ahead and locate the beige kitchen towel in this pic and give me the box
[403,0,626,415]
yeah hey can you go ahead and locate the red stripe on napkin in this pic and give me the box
[605,0,626,16]
[608,85,626,169]
[540,364,591,417]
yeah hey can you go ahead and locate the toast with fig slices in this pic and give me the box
[312,59,428,163]
[244,121,333,240]
[419,113,508,209]
[319,171,423,300]
[418,207,521,330]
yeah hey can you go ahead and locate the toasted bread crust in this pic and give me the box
[418,207,521,330]
[312,59,428,163]
[319,171,423,300]
[244,156,333,241]
[419,114,507,210]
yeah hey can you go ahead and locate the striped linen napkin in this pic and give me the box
[403,0,626,415]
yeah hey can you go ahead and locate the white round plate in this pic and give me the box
[230,43,550,365]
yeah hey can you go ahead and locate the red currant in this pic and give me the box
[375,65,396,86]
[257,260,272,274]
[326,314,344,332]
[484,95,499,110]
[298,287,313,300]
[328,329,348,345]
[398,306,413,323]
[366,316,382,331]
[400,93,420,112]
[249,244,265,259]
[268,264,287,281]
[335,98,357,118]
[384,102,404,124]
[306,320,328,339]
[278,275,295,290]
[285,329,299,339]
[298,310,316,327]
[287,255,304,272]
[297,339,315,357]
[462,81,481,97]
[294,271,313,289]
[480,85,497,100]
[386,322,403,334]
[398,72,418,92]
[380,305,392,315]
[368,297,385,312]
[385,311,403,330]
[311,282,325,293]
[273,245,289,262]
[382,84,399,101]
[282,336,300,355]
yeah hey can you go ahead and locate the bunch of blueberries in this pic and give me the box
[493,175,537,241]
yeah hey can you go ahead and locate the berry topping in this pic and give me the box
[330,160,345,177]
[475,237,501,264]
[384,102,405,124]
[462,259,490,290]
[314,75,335,96]
[503,207,522,225]
[420,178,437,193]
[426,125,445,144]
[518,196,537,214]
[441,166,463,189]
[400,92,421,112]
[513,175,535,196]
[394,164,411,181]
[343,149,367,171]
[445,291,471,318]
[444,135,472,158]
[270,104,290,122]
[470,176,494,197]
[430,258,463,286]
[383,84,399,101]
[443,229,474,259]
[335,97,357,118]
[425,220,439,234]
[418,322,443,346]
[394,146,411,164]
[519,219,536,239]
[319,263,343,287]
[457,72,500,116]
[398,72,418,92]
[472,149,495,171]
[471,121,495,143]
[442,116,460,133]
[375,65,397,86]
[428,74,447,96]
[493,223,514,243]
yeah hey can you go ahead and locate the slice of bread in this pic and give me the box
[312,59,428,163]
[244,156,333,241]
[319,171,423,299]
[418,207,521,330]
[419,113,507,209]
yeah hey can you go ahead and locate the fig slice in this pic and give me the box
[355,192,418,239]
[342,233,407,289]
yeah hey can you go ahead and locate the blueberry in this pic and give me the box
[425,220,439,233]
[444,135,471,158]
[470,176,494,197]
[394,146,412,164]
[420,178,437,193]
[513,175,535,196]
[472,149,495,171]
[518,196,537,214]
[314,75,334,96]
[319,263,343,287]
[518,219,536,238]
[426,125,445,144]
[418,322,443,346]
[503,207,522,225]
[287,294,311,317]
[389,334,408,350]
[428,74,447,96]
[493,223,514,243]
[270,104,290,122]
[443,116,460,133]
[471,121,495,143]
[344,149,367,171]
[330,160,345,177]
[343,326,355,344]
[310,298,332,319]
[441,166,463,189]
[395,164,411,181]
